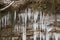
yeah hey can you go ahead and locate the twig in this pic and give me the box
[0,1,14,11]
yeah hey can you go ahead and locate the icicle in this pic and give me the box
[21,13,25,25]
[6,14,8,25]
[2,17,4,27]
[24,9,28,40]
[22,25,26,40]
[27,8,31,20]
[42,12,44,29]
[33,23,38,40]
[33,11,39,40]
[25,9,28,25]
[22,26,26,40]
[21,11,26,40]
[7,12,10,25]
[5,16,7,26]
[40,11,42,40]
[40,11,43,28]
[34,11,39,23]
[14,10,17,22]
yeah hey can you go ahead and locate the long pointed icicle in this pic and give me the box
[21,13,26,40]
[40,11,42,40]
[22,26,26,40]
[33,23,37,40]
[14,10,17,22]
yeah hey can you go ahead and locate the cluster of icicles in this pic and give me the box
[0,8,60,40]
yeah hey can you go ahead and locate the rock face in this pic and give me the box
[0,0,60,12]
[0,0,29,11]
